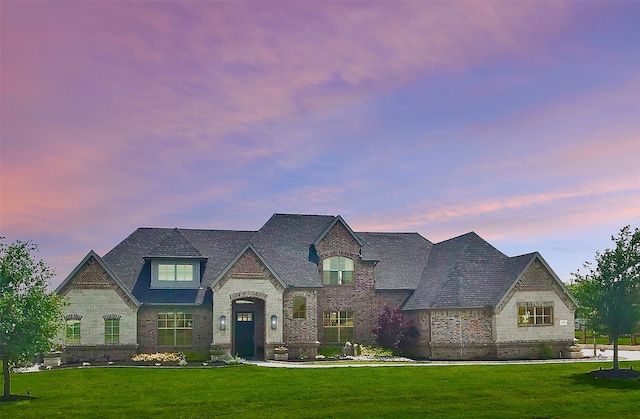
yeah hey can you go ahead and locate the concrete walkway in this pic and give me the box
[249,349,640,368]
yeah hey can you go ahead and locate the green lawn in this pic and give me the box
[2,362,639,418]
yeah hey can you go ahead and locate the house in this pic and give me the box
[56,213,577,362]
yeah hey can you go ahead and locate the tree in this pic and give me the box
[371,306,418,353]
[1,239,66,399]
[570,225,640,370]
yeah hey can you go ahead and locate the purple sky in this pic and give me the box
[2,1,639,289]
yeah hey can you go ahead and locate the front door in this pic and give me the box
[235,311,255,358]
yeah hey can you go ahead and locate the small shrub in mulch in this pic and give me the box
[589,367,640,380]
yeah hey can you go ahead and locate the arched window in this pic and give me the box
[322,256,354,285]
[293,296,306,319]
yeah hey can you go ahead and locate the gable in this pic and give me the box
[211,246,285,292]
[57,252,139,309]
[495,255,577,314]
[314,218,362,260]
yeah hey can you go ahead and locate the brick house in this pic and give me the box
[56,213,577,361]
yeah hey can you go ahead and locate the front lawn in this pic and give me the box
[1,362,639,418]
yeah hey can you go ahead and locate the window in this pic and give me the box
[293,297,306,319]
[151,260,200,289]
[66,320,81,344]
[323,311,354,343]
[105,319,120,344]
[158,313,193,346]
[158,263,194,281]
[323,256,354,285]
[518,306,553,326]
[237,312,253,322]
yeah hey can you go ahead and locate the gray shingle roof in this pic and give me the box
[359,232,432,290]
[403,232,537,310]
[250,214,336,287]
[96,214,543,309]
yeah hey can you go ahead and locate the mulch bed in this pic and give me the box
[589,367,640,380]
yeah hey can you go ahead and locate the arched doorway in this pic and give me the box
[232,298,265,359]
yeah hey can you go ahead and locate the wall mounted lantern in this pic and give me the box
[271,315,278,330]
[220,315,226,330]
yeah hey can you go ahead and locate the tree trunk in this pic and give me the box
[613,336,619,370]
[2,356,10,398]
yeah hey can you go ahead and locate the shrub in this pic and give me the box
[371,306,419,353]
[317,345,342,358]
[360,345,394,357]
[132,353,181,363]
[539,343,555,359]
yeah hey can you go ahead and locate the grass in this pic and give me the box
[574,332,637,346]
[1,361,639,418]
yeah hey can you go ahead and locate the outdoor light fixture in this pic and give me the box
[271,315,278,330]
[219,315,226,330]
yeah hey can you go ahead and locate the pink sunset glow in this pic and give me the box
[1,1,639,287]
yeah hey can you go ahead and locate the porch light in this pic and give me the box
[271,315,278,330]
[219,315,226,330]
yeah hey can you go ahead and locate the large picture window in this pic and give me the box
[323,256,354,285]
[66,319,81,344]
[158,312,193,346]
[323,311,354,343]
[518,306,552,326]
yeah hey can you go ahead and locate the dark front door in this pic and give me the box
[235,311,255,358]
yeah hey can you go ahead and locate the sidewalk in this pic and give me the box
[250,349,640,368]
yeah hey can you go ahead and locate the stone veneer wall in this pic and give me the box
[137,305,212,353]
[59,256,139,363]
[493,259,575,359]
[428,309,495,360]
[211,248,284,359]
[314,221,410,345]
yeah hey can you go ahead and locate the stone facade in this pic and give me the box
[211,247,284,359]
[493,261,575,358]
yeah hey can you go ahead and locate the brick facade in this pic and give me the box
[58,217,576,362]
[315,221,411,345]
[427,309,495,360]
[137,305,212,353]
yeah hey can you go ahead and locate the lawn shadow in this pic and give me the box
[0,394,38,403]
[569,369,640,390]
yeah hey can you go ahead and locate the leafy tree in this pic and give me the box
[371,306,418,353]
[570,225,640,370]
[1,239,66,399]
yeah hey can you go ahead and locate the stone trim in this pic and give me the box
[65,313,83,320]
[229,290,268,301]
[103,313,122,320]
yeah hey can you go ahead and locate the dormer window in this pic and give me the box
[158,263,194,282]
[151,260,200,289]
[323,256,354,285]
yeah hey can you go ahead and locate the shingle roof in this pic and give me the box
[96,214,544,309]
[359,232,432,290]
[147,228,204,258]
[102,228,253,305]
[250,214,336,287]
[403,232,537,310]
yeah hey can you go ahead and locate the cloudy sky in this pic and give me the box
[2,1,639,289]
